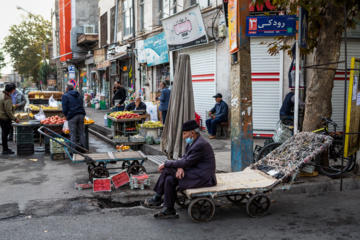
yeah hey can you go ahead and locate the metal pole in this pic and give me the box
[294,39,300,134]
[230,0,253,171]
[341,0,348,191]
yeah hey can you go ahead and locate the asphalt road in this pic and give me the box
[0,190,359,240]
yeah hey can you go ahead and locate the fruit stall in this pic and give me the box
[28,104,64,118]
[27,91,63,105]
[107,111,142,137]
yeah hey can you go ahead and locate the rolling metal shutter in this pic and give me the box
[332,39,360,131]
[251,37,282,136]
[181,43,216,129]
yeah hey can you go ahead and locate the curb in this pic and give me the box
[272,176,360,196]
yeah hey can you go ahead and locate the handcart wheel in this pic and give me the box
[89,166,109,183]
[122,161,131,170]
[128,164,146,175]
[246,193,271,218]
[87,162,96,173]
[175,186,191,208]
[188,198,215,223]
[226,194,245,204]
[131,160,139,165]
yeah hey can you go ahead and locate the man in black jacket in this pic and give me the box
[62,82,86,149]
[125,97,146,111]
[113,81,126,111]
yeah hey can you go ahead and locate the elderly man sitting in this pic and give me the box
[125,97,147,111]
[141,120,217,219]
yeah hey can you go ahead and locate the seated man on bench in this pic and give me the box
[206,93,228,139]
[141,120,217,219]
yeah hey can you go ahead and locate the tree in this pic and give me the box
[0,51,6,78]
[2,14,52,86]
[253,0,360,131]
[39,61,56,87]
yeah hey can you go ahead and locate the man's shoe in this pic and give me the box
[2,149,15,155]
[154,209,179,219]
[140,198,163,209]
[209,135,217,139]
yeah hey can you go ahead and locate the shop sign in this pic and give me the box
[228,0,239,53]
[246,15,296,37]
[47,79,56,86]
[144,32,169,66]
[249,0,275,12]
[136,40,147,63]
[68,65,76,80]
[298,7,308,48]
[162,4,208,51]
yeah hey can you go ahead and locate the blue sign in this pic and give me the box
[68,65,75,72]
[144,32,169,67]
[246,15,296,37]
[299,7,308,48]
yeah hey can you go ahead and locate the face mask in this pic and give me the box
[185,133,193,144]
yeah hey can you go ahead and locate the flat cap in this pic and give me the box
[182,120,199,131]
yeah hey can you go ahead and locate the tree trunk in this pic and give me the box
[302,1,345,131]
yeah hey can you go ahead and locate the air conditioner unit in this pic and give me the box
[84,25,96,34]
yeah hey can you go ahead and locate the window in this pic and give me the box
[140,0,144,30]
[123,0,133,36]
[190,0,211,9]
[110,7,115,43]
[100,12,108,46]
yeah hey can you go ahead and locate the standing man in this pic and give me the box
[62,82,86,149]
[113,81,126,111]
[206,93,228,139]
[141,120,216,219]
[0,83,20,154]
[8,87,27,141]
[159,82,171,124]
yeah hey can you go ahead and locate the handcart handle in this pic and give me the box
[38,126,94,164]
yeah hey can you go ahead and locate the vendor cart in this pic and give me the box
[175,132,333,223]
[38,126,147,182]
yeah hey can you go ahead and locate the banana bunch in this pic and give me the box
[29,104,40,110]
[41,105,59,110]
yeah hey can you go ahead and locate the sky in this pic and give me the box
[0,0,54,75]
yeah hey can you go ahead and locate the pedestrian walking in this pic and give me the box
[0,83,20,154]
[159,82,171,124]
[113,81,126,111]
[206,93,228,139]
[62,82,86,150]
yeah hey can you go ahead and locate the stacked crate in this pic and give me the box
[16,125,34,155]
[50,138,66,160]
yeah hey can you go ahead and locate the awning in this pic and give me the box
[109,52,129,61]
[96,60,111,70]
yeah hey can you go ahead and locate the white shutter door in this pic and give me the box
[332,39,360,131]
[181,44,216,128]
[251,37,281,136]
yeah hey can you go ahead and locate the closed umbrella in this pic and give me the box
[160,54,195,159]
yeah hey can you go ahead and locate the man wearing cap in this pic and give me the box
[141,120,217,219]
[206,93,228,139]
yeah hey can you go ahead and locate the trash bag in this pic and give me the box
[62,121,70,134]
[49,94,58,108]
[34,108,46,121]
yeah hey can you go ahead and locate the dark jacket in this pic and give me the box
[159,87,171,111]
[125,102,147,111]
[210,100,228,120]
[164,135,217,191]
[113,87,126,105]
[62,90,86,120]
[0,91,16,121]
[280,92,295,117]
